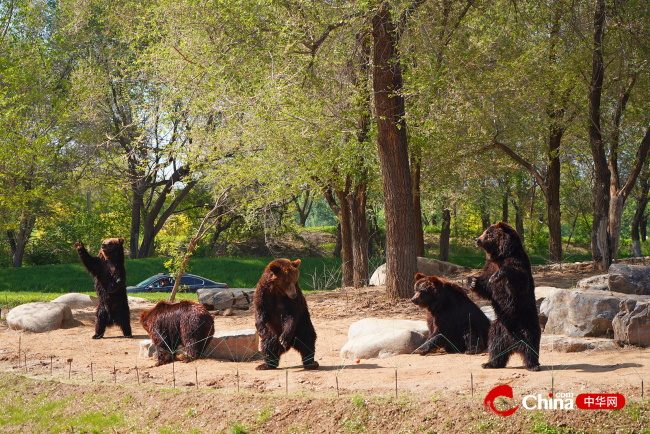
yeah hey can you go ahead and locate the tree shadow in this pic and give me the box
[548,362,643,372]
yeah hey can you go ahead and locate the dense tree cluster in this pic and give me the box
[1,0,649,299]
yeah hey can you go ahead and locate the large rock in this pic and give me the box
[51,293,98,309]
[205,329,259,361]
[139,330,260,361]
[540,335,618,353]
[197,288,254,310]
[6,302,78,333]
[540,289,650,338]
[534,287,559,310]
[340,319,429,359]
[608,264,650,295]
[575,275,609,291]
[369,257,468,286]
[613,300,650,347]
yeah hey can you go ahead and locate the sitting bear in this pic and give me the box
[75,238,131,339]
[253,258,318,370]
[140,300,214,366]
[467,222,541,371]
[411,273,490,355]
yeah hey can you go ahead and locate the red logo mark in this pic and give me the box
[484,385,519,417]
[576,394,625,410]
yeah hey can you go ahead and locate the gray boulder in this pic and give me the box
[613,300,650,347]
[51,293,98,309]
[534,286,559,310]
[608,264,650,295]
[197,288,254,310]
[6,302,78,333]
[540,289,650,338]
[369,257,468,286]
[340,318,429,359]
[575,275,609,291]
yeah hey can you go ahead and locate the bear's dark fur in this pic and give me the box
[253,258,318,370]
[75,238,131,339]
[467,222,541,371]
[411,273,490,355]
[140,300,214,366]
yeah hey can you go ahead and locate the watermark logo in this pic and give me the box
[484,386,625,416]
[484,385,519,417]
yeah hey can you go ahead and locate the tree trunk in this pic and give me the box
[137,179,197,258]
[547,126,563,263]
[372,5,418,299]
[502,191,509,223]
[334,222,342,258]
[293,191,313,228]
[641,217,648,243]
[129,185,145,259]
[439,207,451,262]
[335,188,354,287]
[588,0,611,271]
[348,182,369,287]
[480,208,491,231]
[8,211,36,268]
[631,165,650,257]
[411,156,425,257]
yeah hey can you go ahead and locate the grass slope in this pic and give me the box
[0,257,342,308]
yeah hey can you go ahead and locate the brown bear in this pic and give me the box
[253,258,318,370]
[411,273,490,355]
[467,222,541,371]
[140,300,214,366]
[75,238,131,339]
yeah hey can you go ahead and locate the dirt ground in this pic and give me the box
[1,266,649,402]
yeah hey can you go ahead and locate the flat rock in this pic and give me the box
[613,300,650,347]
[205,329,259,361]
[6,302,78,333]
[140,329,259,361]
[369,257,469,286]
[608,264,650,295]
[540,335,618,352]
[575,275,609,290]
[51,293,98,309]
[534,286,559,310]
[540,289,650,338]
[340,319,429,359]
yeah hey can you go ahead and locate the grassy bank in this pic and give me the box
[0,257,342,309]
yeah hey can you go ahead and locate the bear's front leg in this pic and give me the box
[75,242,103,277]
[467,276,492,301]
[415,333,445,355]
[279,313,298,349]
[256,335,285,370]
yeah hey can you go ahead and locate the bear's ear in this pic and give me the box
[269,263,283,276]
[118,237,125,245]
[415,273,426,281]
[429,275,442,287]
[291,259,301,269]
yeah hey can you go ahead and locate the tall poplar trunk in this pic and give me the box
[372,5,417,299]
[7,210,36,268]
[411,156,425,257]
[547,126,563,263]
[439,206,451,262]
[588,0,611,271]
[348,183,369,287]
[335,188,354,287]
[631,166,650,257]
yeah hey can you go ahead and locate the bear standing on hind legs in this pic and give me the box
[467,222,541,371]
[253,258,318,370]
[75,238,132,339]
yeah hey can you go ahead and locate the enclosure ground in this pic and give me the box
[1,267,650,432]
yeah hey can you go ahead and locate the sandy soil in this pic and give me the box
[1,266,649,404]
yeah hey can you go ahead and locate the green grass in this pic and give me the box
[0,257,342,308]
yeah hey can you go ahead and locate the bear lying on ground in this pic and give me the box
[467,222,541,371]
[140,300,214,366]
[411,273,490,355]
[253,258,318,370]
[75,238,131,339]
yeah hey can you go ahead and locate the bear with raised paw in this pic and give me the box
[75,238,131,339]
